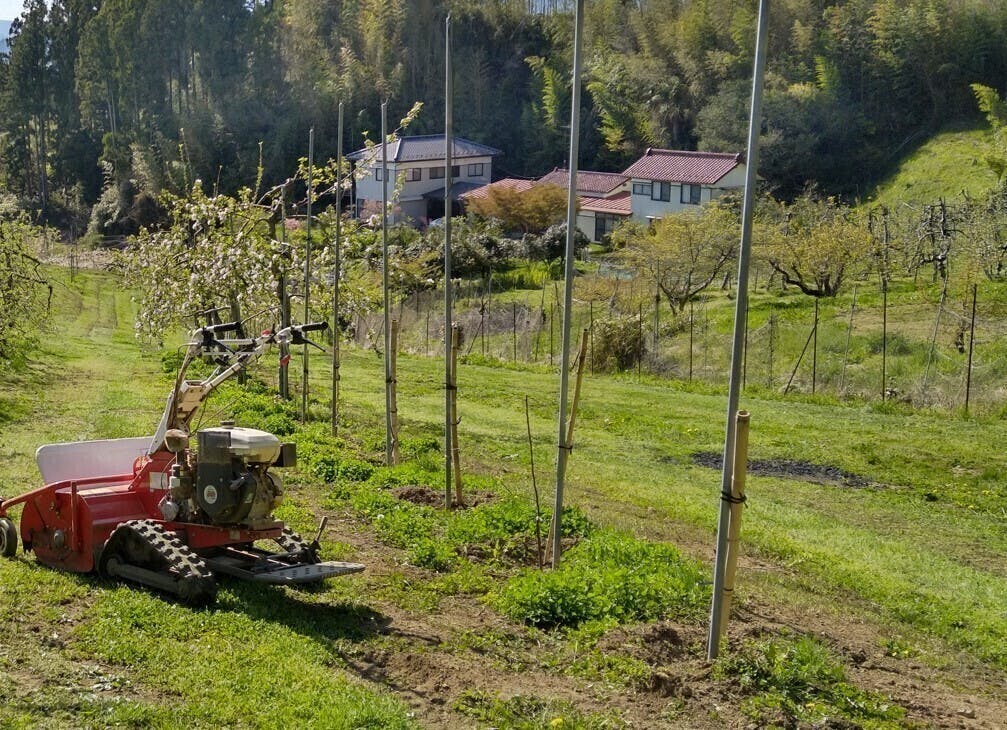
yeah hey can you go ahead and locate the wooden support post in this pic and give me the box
[965,283,978,417]
[716,410,750,644]
[389,319,400,465]
[450,325,463,505]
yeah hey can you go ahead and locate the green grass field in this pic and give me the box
[2,267,1006,727]
[864,123,997,209]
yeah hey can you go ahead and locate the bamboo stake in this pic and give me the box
[332,103,343,436]
[381,102,393,465]
[450,324,463,506]
[922,277,948,394]
[767,309,774,388]
[689,299,694,381]
[278,185,290,400]
[512,301,518,361]
[784,321,816,395]
[811,298,819,395]
[881,279,888,401]
[566,329,589,447]
[709,0,769,661]
[637,302,643,380]
[742,301,749,389]
[716,410,750,644]
[965,283,977,417]
[444,14,455,508]
[525,394,544,570]
[839,286,857,395]
[302,127,314,423]
[553,23,587,560]
[389,318,400,465]
[549,328,589,566]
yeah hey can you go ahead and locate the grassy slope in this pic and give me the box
[865,124,997,209]
[373,348,1007,669]
[0,271,416,729]
[3,267,1007,726]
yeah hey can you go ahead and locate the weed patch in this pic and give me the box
[715,635,908,728]
[494,529,708,628]
[454,689,628,729]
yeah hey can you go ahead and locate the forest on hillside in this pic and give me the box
[2,0,1007,231]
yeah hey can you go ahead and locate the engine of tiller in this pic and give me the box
[160,425,294,529]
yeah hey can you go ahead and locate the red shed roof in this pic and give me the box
[461,178,536,201]
[537,168,629,196]
[622,149,743,184]
[579,191,631,215]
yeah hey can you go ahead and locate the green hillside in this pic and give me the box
[866,125,998,209]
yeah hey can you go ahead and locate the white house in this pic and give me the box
[621,149,746,223]
[348,134,500,225]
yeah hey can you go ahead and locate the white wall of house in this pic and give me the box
[628,164,746,223]
[355,156,494,222]
[576,211,594,241]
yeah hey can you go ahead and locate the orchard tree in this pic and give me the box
[122,182,328,341]
[617,201,738,313]
[760,192,872,298]
[0,216,51,365]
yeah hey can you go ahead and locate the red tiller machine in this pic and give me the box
[0,321,362,604]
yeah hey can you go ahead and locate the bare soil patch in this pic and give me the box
[391,485,497,508]
[692,450,871,488]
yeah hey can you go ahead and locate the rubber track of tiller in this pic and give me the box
[109,520,218,605]
[275,527,321,564]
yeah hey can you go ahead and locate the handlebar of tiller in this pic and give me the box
[196,321,243,352]
[290,321,329,349]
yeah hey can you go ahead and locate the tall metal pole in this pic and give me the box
[278,184,290,400]
[332,104,343,435]
[444,14,455,509]
[382,102,393,465]
[302,127,314,422]
[881,280,888,401]
[708,0,770,660]
[965,283,978,417]
[551,0,585,568]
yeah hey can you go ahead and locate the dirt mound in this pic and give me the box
[392,485,497,508]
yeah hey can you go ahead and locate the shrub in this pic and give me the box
[524,222,589,262]
[592,316,646,372]
[494,569,599,628]
[494,529,708,628]
[339,459,376,483]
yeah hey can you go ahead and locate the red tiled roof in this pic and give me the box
[621,149,743,184]
[461,178,536,201]
[537,168,629,196]
[579,191,631,215]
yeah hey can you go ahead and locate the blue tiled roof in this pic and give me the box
[347,135,501,162]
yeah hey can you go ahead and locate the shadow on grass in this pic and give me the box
[213,578,392,643]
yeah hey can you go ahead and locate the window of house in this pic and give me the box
[468,163,484,176]
[632,182,652,196]
[430,167,445,179]
[651,181,671,202]
[681,184,702,205]
[594,213,620,242]
[405,168,421,182]
[374,167,384,181]
[451,165,460,178]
